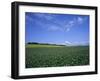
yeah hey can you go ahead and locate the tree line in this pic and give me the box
[27,42,65,46]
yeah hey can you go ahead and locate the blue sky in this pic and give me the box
[25,12,89,46]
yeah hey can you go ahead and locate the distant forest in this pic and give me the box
[26,42,65,46]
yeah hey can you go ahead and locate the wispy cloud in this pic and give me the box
[49,17,84,32]
[26,13,86,32]
[65,41,72,45]
[47,26,63,31]
[77,17,83,24]
[47,16,85,32]
[64,17,85,32]
[64,40,89,46]
[33,13,56,21]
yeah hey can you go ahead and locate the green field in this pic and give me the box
[25,44,89,68]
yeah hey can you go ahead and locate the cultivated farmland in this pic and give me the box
[25,44,89,68]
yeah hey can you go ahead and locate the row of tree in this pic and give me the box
[27,42,65,46]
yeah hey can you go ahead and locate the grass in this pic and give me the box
[25,44,89,68]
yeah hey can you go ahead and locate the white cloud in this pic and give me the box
[34,13,55,21]
[47,16,85,32]
[48,26,62,31]
[27,13,85,32]
[64,41,89,46]
[65,41,72,45]
[64,20,75,32]
[69,20,75,26]
[63,17,85,32]
[77,17,83,24]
